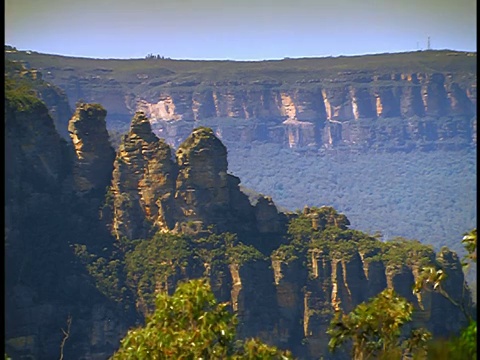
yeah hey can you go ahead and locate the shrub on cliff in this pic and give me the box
[327,288,431,360]
[111,278,293,359]
[124,232,194,312]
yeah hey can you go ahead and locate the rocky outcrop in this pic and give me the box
[272,258,308,353]
[5,88,71,201]
[229,260,281,344]
[68,103,115,195]
[5,82,135,360]
[110,112,178,240]
[110,120,288,243]
[174,127,231,228]
[5,61,474,359]
[5,59,73,139]
[269,244,473,359]
[254,196,288,234]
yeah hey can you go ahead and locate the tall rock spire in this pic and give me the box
[68,103,115,195]
[110,111,177,240]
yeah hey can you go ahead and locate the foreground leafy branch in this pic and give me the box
[413,229,477,321]
[111,278,293,359]
[327,288,431,360]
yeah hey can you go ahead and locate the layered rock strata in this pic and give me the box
[6,50,476,150]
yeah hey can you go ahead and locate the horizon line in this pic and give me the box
[4,44,477,62]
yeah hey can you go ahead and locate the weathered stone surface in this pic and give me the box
[109,121,269,240]
[111,111,177,240]
[5,60,73,139]
[174,127,231,229]
[229,260,281,343]
[68,103,115,195]
[141,74,475,151]
[7,50,476,151]
[5,69,474,359]
[272,258,308,352]
[254,196,288,234]
[5,89,134,360]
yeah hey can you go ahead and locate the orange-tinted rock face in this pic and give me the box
[68,103,115,195]
[174,127,231,227]
[9,50,474,151]
[136,74,474,124]
[64,70,477,152]
[110,112,178,240]
[133,74,475,151]
[110,124,266,240]
[6,80,475,359]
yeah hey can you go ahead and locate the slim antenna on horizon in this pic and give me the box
[427,36,431,50]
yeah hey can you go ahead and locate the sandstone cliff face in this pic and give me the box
[175,127,231,228]
[68,103,115,195]
[272,258,308,353]
[5,59,73,139]
[5,86,134,360]
[270,245,472,359]
[110,112,178,240]
[116,202,451,360]
[229,260,281,344]
[5,92,72,201]
[5,58,474,359]
[140,73,476,151]
[6,50,475,151]
[6,89,474,359]
[110,121,285,241]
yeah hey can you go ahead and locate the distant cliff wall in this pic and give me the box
[6,50,475,151]
[142,73,476,150]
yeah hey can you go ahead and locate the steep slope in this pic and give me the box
[5,79,135,359]
[5,59,73,138]
[68,102,115,196]
[119,203,474,359]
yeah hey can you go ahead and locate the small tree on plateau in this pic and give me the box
[111,278,293,359]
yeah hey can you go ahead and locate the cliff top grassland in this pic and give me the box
[5,47,476,90]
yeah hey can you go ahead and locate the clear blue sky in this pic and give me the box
[5,0,477,60]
